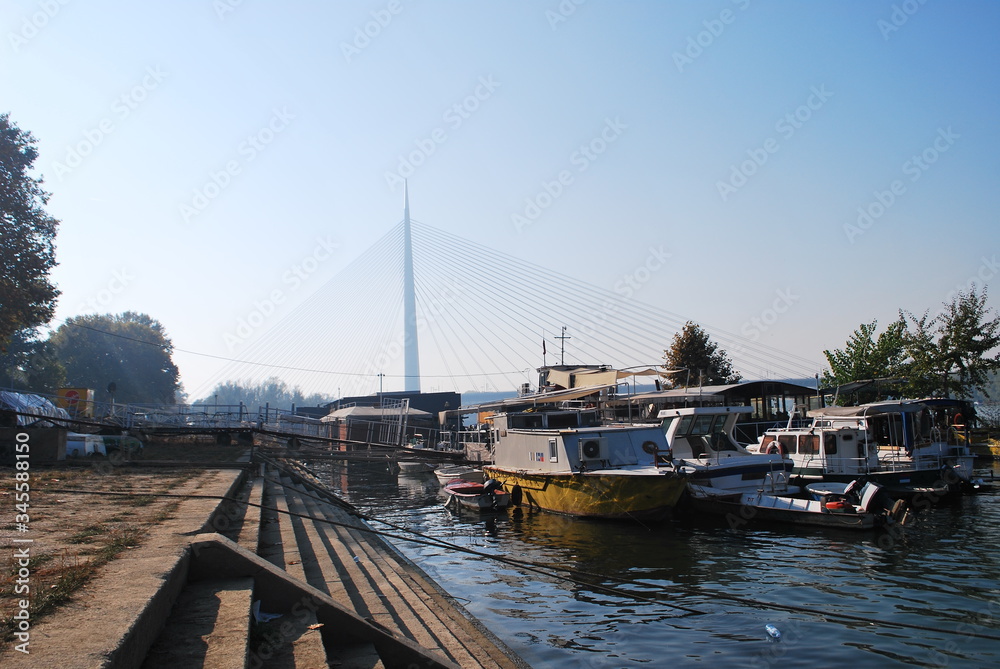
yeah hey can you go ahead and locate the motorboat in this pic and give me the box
[657,406,794,498]
[482,406,687,521]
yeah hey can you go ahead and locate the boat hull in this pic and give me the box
[443,481,510,511]
[689,494,881,530]
[482,467,687,521]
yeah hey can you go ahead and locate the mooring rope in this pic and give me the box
[39,486,1000,642]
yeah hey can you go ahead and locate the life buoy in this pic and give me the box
[766,443,787,457]
[825,500,854,513]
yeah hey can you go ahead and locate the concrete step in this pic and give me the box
[236,470,265,552]
[287,477,525,669]
[283,478,487,667]
[141,577,254,669]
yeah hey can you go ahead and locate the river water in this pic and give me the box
[315,461,1000,668]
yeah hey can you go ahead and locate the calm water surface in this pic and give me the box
[315,462,1000,668]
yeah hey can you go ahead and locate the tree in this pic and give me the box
[901,287,1000,399]
[0,113,60,350]
[821,319,907,403]
[0,327,66,393]
[194,377,332,409]
[662,321,741,387]
[50,312,180,404]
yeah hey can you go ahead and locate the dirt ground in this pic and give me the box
[0,441,248,650]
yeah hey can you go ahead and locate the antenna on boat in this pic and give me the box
[556,326,570,365]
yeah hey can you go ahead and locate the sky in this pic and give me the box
[3,0,999,401]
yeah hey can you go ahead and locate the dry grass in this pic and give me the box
[0,466,203,647]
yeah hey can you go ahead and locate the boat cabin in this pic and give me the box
[491,408,668,473]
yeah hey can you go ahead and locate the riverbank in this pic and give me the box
[0,442,527,667]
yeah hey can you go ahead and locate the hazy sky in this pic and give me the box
[4,1,998,400]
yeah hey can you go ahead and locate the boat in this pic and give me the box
[657,405,795,499]
[442,478,510,511]
[397,460,436,473]
[752,399,982,499]
[434,464,485,485]
[482,405,687,521]
[687,478,904,531]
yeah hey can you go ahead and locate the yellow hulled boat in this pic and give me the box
[482,405,686,521]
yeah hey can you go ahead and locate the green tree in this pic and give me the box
[0,113,60,350]
[662,321,742,387]
[50,312,180,404]
[901,287,1000,399]
[821,318,907,402]
[0,327,66,393]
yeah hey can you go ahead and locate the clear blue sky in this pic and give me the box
[4,1,998,400]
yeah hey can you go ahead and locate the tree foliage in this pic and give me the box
[0,113,60,350]
[900,287,1000,399]
[662,321,742,387]
[50,312,180,404]
[194,377,332,409]
[0,327,65,393]
[822,287,1000,401]
[822,318,907,402]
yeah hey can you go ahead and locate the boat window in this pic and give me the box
[509,414,543,429]
[824,433,837,455]
[548,438,558,463]
[709,419,738,452]
[778,435,796,453]
[760,435,776,451]
[798,434,819,455]
[660,416,676,432]
[579,411,601,427]
[676,415,695,436]
[690,414,715,435]
[546,413,579,429]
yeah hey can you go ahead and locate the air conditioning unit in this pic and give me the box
[578,437,608,462]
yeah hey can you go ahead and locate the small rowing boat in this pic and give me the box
[443,479,510,512]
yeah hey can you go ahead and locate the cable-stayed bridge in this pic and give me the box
[191,196,823,401]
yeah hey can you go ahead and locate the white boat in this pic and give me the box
[482,405,688,521]
[657,406,794,498]
[752,399,980,498]
[434,465,484,485]
[689,478,903,531]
